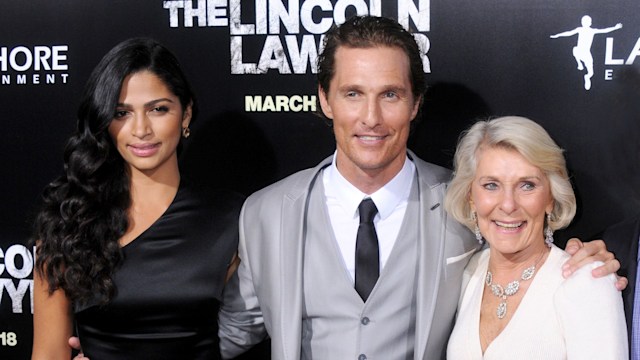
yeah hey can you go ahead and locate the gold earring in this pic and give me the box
[182,127,191,138]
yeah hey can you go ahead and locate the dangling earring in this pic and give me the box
[472,212,484,245]
[544,212,554,248]
[182,127,191,138]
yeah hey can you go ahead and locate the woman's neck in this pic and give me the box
[127,157,181,202]
[488,242,550,275]
[129,172,180,209]
[118,169,180,247]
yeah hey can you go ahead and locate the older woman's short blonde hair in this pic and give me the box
[444,116,576,232]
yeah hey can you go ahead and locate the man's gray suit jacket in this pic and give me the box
[218,151,478,359]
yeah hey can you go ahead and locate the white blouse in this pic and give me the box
[447,246,628,360]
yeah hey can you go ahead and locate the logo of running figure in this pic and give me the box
[550,16,622,90]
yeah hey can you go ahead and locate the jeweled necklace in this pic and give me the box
[485,250,547,319]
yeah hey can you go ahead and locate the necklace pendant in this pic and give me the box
[504,280,520,296]
[491,284,504,297]
[522,265,535,280]
[486,254,543,320]
[497,301,507,319]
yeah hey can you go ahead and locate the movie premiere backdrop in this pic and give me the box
[1,1,639,358]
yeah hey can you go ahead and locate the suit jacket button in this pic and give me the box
[361,317,370,325]
[358,354,367,360]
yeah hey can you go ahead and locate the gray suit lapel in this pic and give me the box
[277,156,332,360]
[412,154,448,360]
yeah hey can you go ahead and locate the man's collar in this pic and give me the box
[325,152,415,219]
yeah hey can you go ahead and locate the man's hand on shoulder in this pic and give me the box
[563,238,627,290]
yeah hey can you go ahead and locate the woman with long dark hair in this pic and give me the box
[32,38,242,359]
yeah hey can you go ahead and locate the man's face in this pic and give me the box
[319,46,420,188]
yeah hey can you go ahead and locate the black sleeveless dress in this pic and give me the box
[74,184,243,359]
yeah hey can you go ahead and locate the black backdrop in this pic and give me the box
[1,1,639,358]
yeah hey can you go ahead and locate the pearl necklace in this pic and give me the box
[485,251,546,319]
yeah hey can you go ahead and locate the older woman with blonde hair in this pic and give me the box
[445,116,627,359]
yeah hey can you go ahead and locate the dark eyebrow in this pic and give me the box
[144,98,174,107]
[382,85,409,92]
[116,98,175,108]
[336,84,362,93]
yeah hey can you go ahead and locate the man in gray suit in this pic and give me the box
[219,16,476,359]
[217,15,622,360]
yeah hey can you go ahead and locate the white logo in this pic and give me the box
[0,244,34,314]
[163,0,431,75]
[550,15,622,90]
[0,45,70,86]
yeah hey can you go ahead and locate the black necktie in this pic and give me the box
[355,198,379,301]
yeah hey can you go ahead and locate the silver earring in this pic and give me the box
[472,212,484,245]
[544,213,554,248]
[182,127,191,138]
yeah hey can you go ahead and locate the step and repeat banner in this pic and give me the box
[1,1,639,358]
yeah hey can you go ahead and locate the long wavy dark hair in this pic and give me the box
[33,38,195,305]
